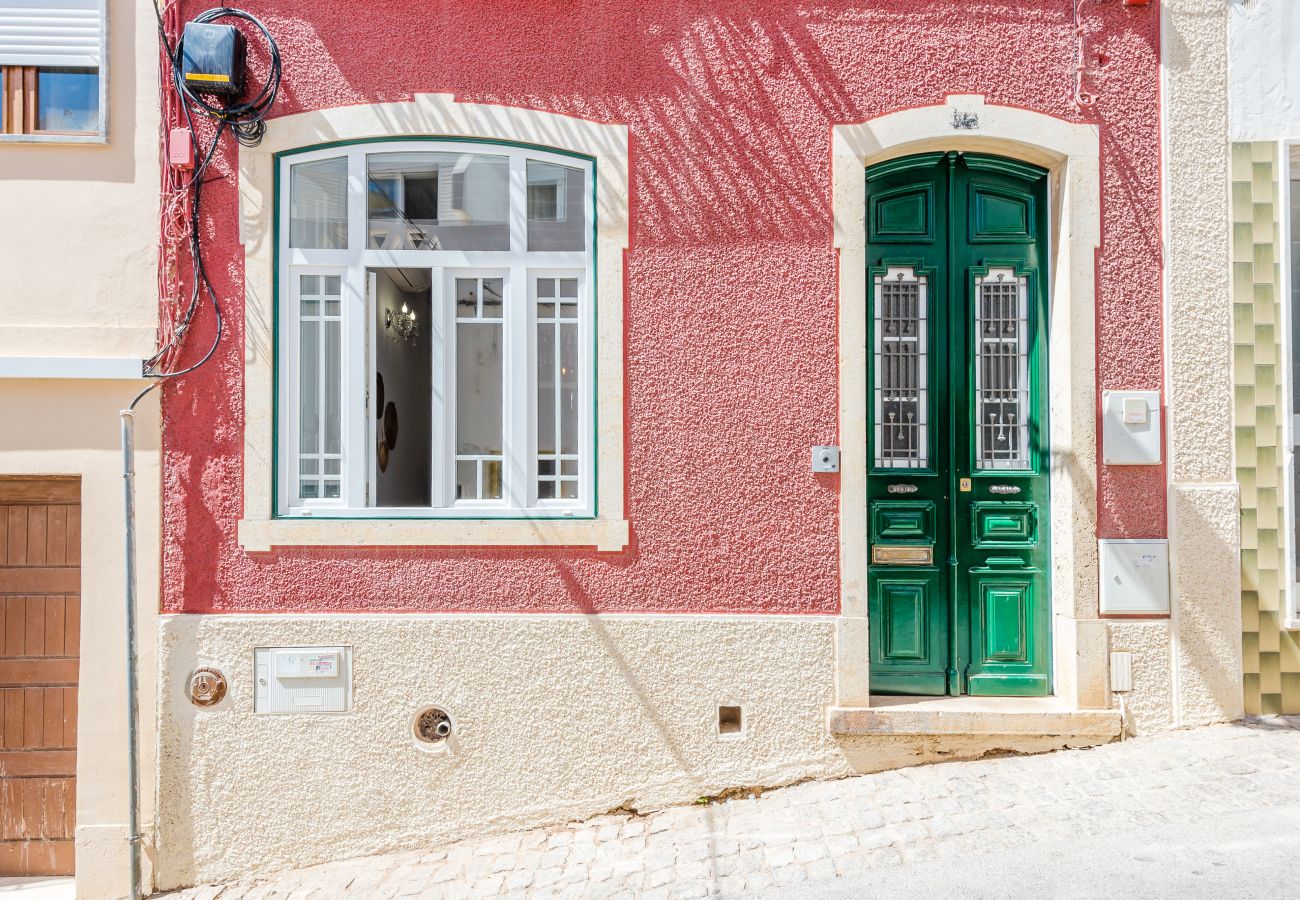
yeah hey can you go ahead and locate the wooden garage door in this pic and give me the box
[0,478,79,876]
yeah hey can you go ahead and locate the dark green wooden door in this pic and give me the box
[866,152,1051,697]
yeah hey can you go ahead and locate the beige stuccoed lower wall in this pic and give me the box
[1160,3,1243,725]
[0,380,160,900]
[156,615,1114,890]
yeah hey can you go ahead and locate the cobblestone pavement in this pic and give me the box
[162,718,1300,900]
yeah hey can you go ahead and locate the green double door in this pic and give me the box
[866,152,1051,697]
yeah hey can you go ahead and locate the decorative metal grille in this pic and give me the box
[874,268,927,468]
[975,269,1030,470]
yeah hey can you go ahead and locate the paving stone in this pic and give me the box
[158,723,1300,900]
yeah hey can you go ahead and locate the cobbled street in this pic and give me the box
[162,718,1300,900]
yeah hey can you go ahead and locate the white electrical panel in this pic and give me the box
[1109,651,1134,693]
[254,646,352,714]
[1099,539,1169,615]
[1102,390,1161,465]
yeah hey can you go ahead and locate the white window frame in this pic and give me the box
[276,140,596,520]
[1282,141,1300,629]
[0,0,109,144]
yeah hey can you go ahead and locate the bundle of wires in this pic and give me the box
[144,5,281,384]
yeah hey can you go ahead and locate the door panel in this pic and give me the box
[867,153,1050,697]
[0,478,79,876]
[868,572,948,696]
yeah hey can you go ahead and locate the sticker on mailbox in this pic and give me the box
[274,650,340,678]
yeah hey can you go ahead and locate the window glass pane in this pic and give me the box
[455,277,504,500]
[36,68,98,132]
[367,152,509,250]
[371,268,432,507]
[527,160,587,252]
[536,276,581,500]
[1291,147,1300,417]
[974,271,1030,471]
[298,274,343,500]
[873,269,927,469]
[290,158,349,250]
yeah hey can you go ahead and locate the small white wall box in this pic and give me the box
[1102,390,1161,465]
[811,446,840,473]
[254,646,352,714]
[1098,539,1170,615]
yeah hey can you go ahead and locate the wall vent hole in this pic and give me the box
[414,707,452,744]
[718,705,743,735]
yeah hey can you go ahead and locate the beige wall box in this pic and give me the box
[1098,539,1170,615]
[253,646,353,714]
[1102,390,1162,465]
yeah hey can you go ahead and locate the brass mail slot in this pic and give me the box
[871,545,933,566]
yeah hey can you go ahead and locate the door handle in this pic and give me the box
[988,484,1021,495]
[887,483,918,494]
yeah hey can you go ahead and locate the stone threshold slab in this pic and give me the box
[829,697,1121,738]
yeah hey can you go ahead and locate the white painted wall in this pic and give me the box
[1230,0,1300,140]
[0,0,159,359]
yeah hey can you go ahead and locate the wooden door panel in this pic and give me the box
[0,479,78,876]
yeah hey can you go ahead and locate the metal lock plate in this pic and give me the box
[188,667,227,707]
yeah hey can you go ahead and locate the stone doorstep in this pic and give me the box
[828,696,1121,738]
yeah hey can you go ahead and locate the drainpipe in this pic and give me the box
[121,383,155,900]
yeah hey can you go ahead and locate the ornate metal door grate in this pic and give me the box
[874,267,927,468]
[975,269,1030,470]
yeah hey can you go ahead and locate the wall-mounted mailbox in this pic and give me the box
[254,646,352,714]
[1098,539,1169,615]
[1102,390,1161,465]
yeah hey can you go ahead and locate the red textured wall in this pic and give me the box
[161,1,1164,614]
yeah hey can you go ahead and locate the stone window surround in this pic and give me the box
[831,95,1108,711]
[236,94,629,551]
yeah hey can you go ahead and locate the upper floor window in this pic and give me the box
[0,1,104,138]
[278,140,594,518]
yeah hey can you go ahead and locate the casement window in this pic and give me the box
[278,140,595,518]
[0,1,106,139]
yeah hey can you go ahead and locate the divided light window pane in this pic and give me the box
[536,277,581,499]
[290,158,348,250]
[455,277,505,501]
[367,152,509,251]
[527,160,587,251]
[298,274,343,500]
[280,143,594,517]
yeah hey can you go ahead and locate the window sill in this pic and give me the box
[238,516,629,552]
[0,133,106,145]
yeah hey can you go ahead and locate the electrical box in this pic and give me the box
[180,22,247,97]
[254,646,352,714]
[811,446,840,473]
[1102,390,1161,465]
[1110,651,1134,693]
[1098,539,1169,615]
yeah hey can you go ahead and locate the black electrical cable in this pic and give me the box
[145,4,280,379]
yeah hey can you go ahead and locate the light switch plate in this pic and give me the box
[1102,391,1161,465]
[811,446,840,473]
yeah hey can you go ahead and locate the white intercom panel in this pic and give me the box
[254,646,352,714]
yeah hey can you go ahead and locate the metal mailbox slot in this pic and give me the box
[871,545,934,566]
